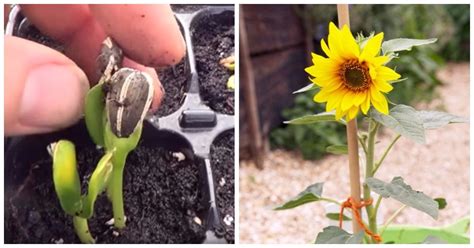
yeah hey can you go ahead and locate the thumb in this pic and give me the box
[5,36,89,136]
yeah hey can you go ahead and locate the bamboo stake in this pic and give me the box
[337,4,362,234]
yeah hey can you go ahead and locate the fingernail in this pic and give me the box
[20,64,89,129]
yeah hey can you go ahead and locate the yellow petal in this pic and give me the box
[326,89,345,112]
[361,93,371,114]
[313,63,338,77]
[335,106,346,120]
[360,32,384,61]
[370,55,389,65]
[309,77,324,87]
[377,66,401,81]
[311,74,337,87]
[374,79,393,93]
[323,79,342,93]
[370,86,385,103]
[370,88,389,114]
[326,100,335,112]
[346,106,359,121]
[305,65,317,77]
[313,88,332,102]
[341,25,360,58]
[369,64,377,79]
[311,53,328,65]
[341,91,355,111]
[328,22,344,59]
[321,39,331,58]
[353,91,367,106]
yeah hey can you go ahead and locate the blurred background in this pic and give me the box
[239,4,469,243]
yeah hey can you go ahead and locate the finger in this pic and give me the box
[89,4,185,67]
[21,4,185,85]
[122,57,164,113]
[20,4,107,82]
[5,36,89,136]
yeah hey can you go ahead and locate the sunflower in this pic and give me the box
[305,22,401,121]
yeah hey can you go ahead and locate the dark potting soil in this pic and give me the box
[210,131,234,243]
[171,4,207,13]
[5,142,206,244]
[156,58,188,117]
[193,11,235,115]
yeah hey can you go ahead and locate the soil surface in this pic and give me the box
[156,58,188,117]
[5,135,206,244]
[239,63,470,243]
[210,131,235,243]
[193,10,235,115]
[171,4,207,13]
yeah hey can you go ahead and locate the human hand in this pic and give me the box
[5,4,185,136]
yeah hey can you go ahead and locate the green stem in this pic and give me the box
[364,119,379,243]
[73,216,94,244]
[372,195,383,219]
[108,149,129,229]
[363,235,370,244]
[372,134,401,175]
[379,205,407,236]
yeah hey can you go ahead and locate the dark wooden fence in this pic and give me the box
[239,5,310,163]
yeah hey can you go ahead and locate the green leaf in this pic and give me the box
[326,145,348,155]
[274,182,324,210]
[366,177,438,219]
[382,38,437,54]
[84,83,105,147]
[434,198,447,210]
[417,110,468,129]
[370,104,426,144]
[284,112,345,125]
[50,140,83,216]
[326,213,351,221]
[315,226,364,244]
[80,151,114,218]
[445,216,470,234]
[382,223,469,244]
[293,83,319,94]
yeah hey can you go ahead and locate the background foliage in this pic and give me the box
[270,4,469,160]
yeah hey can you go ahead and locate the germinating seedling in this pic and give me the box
[220,54,235,90]
[49,37,154,243]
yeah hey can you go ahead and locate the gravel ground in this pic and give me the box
[239,63,470,244]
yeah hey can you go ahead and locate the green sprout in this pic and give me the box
[220,55,235,90]
[49,140,113,243]
[49,37,153,242]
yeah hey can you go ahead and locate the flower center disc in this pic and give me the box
[340,60,371,91]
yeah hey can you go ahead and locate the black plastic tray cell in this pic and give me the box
[191,8,235,115]
[210,130,235,244]
[5,4,235,244]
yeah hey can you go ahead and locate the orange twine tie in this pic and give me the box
[339,197,382,243]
